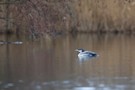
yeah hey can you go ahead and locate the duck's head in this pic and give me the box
[75,49,85,53]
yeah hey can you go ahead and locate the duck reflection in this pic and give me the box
[75,49,99,63]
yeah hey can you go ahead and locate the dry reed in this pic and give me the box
[0,0,135,35]
[73,0,135,33]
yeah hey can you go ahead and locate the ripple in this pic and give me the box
[73,87,96,90]
[4,83,14,88]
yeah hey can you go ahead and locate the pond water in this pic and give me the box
[0,33,135,90]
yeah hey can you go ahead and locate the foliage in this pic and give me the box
[0,0,72,36]
[1,0,135,35]
[73,0,135,33]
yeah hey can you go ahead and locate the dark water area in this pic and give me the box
[0,34,135,90]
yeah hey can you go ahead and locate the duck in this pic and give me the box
[75,49,99,61]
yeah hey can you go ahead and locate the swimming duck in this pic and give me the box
[75,49,99,61]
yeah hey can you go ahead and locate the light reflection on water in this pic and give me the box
[0,34,135,90]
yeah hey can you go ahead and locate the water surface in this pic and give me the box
[0,34,135,90]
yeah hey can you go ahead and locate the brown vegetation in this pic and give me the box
[0,0,73,36]
[73,0,135,33]
[10,0,73,36]
[0,0,135,35]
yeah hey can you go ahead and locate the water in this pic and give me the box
[0,34,135,90]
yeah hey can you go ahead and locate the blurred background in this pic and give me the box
[0,0,135,90]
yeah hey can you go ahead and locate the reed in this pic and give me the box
[0,0,135,35]
[72,0,135,33]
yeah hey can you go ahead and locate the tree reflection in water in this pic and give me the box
[0,34,135,90]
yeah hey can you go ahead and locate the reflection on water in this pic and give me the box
[0,34,135,90]
[77,56,98,64]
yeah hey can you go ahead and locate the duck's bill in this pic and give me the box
[96,54,100,57]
